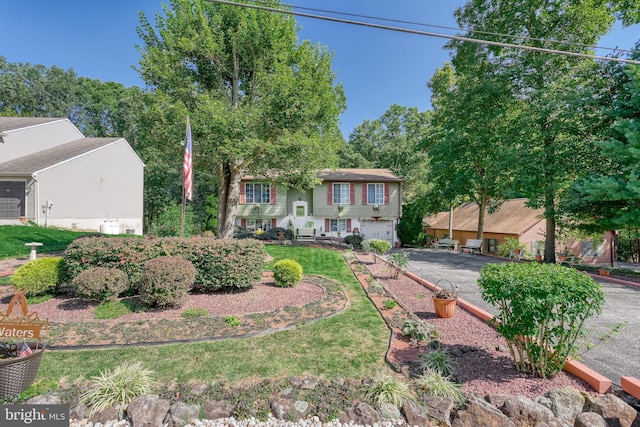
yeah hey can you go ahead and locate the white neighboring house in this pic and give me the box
[0,117,144,235]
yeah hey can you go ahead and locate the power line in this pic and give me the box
[207,0,640,65]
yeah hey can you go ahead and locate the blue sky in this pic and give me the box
[2,1,638,138]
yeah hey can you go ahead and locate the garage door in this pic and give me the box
[0,181,25,219]
[360,220,394,244]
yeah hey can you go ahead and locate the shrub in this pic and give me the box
[497,237,528,258]
[401,320,435,343]
[386,252,409,278]
[416,345,456,377]
[367,239,392,256]
[383,299,398,309]
[79,361,155,418]
[138,256,196,308]
[343,234,364,249]
[414,369,465,406]
[72,267,129,302]
[272,259,303,288]
[478,262,605,378]
[12,257,64,296]
[255,227,292,241]
[364,372,414,408]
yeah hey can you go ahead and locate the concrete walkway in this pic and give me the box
[398,248,640,387]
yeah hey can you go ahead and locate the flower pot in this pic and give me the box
[0,342,45,398]
[535,255,543,261]
[599,269,610,277]
[277,232,285,239]
[433,297,457,318]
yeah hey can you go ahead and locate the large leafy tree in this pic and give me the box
[452,0,639,262]
[137,0,346,238]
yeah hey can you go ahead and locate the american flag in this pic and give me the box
[183,116,193,201]
[18,341,32,358]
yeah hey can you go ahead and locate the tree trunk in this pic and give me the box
[543,195,556,263]
[216,162,244,239]
[476,197,487,241]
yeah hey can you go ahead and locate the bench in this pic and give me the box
[460,239,482,254]
[296,227,316,241]
[434,238,457,250]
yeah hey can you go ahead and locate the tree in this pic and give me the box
[137,0,345,238]
[451,0,640,262]
[426,61,517,241]
[562,46,640,232]
[346,104,431,199]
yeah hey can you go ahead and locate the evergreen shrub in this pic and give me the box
[138,256,196,307]
[272,259,303,287]
[367,239,391,256]
[12,257,64,296]
[343,234,364,249]
[72,267,129,302]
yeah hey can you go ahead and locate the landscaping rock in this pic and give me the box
[127,394,170,427]
[403,399,431,426]
[499,395,561,426]
[70,403,89,421]
[541,386,585,425]
[339,402,381,425]
[89,404,122,425]
[574,411,608,427]
[165,401,200,427]
[379,402,402,420]
[487,393,513,408]
[204,400,234,420]
[26,393,61,405]
[453,394,515,427]
[190,382,208,396]
[591,393,638,427]
[270,398,309,421]
[424,395,455,426]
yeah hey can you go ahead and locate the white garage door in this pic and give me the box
[360,220,394,244]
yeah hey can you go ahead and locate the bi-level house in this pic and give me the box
[0,117,144,234]
[236,168,403,246]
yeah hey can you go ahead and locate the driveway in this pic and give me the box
[398,248,640,386]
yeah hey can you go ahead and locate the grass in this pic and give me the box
[35,245,389,387]
[0,225,95,259]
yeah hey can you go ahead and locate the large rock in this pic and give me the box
[204,400,234,420]
[127,394,170,427]
[165,401,201,427]
[591,393,637,427]
[541,386,585,425]
[403,400,431,427]
[26,393,61,405]
[424,396,455,426]
[574,412,608,427]
[379,402,402,420]
[89,404,122,425]
[453,394,515,427]
[500,395,561,426]
[339,402,382,425]
[270,398,309,421]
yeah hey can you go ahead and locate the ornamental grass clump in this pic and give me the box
[414,369,465,406]
[12,257,64,296]
[364,372,414,408]
[79,361,156,418]
[478,262,605,378]
[72,267,129,302]
[272,259,303,287]
[138,256,196,308]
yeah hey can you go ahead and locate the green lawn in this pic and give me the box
[35,245,389,387]
[0,225,95,259]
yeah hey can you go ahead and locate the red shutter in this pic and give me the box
[384,183,390,205]
[271,218,277,228]
[241,219,247,229]
[327,182,333,204]
[325,218,330,232]
[350,183,355,205]
[270,185,276,205]
[240,183,246,204]
[347,219,352,232]
[362,183,368,205]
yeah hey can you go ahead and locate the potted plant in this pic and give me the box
[432,280,458,318]
[535,250,543,262]
[599,266,611,276]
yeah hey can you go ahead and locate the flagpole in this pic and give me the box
[181,116,193,238]
[180,184,186,238]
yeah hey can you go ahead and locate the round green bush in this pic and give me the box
[367,239,392,255]
[72,267,129,302]
[272,259,303,288]
[12,257,64,296]
[139,256,196,308]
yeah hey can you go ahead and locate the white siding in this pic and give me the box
[1,120,83,162]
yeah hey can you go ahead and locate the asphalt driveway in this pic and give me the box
[398,248,640,387]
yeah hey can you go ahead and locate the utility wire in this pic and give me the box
[207,0,640,65]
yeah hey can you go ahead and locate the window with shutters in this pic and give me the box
[246,218,272,231]
[245,183,271,204]
[332,183,350,204]
[330,219,347,232]
[367,183,384,205]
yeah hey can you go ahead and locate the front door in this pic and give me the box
[293,201,309,229]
